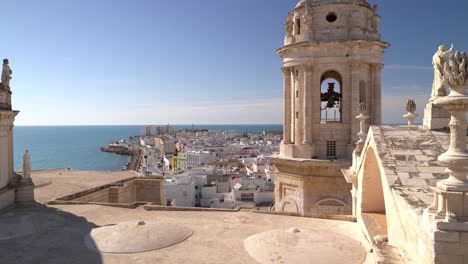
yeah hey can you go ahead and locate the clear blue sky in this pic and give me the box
[4,0,468,125]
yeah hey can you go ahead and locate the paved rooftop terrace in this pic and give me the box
[0,169,373,264]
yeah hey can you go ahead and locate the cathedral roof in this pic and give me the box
[295,0,371,9]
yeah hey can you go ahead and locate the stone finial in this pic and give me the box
[443,51,468,89]
[428,46,468,226]
[355,102,369,154]
[403,99,418,126]
[406,99,416,113]
[358,101,366,115]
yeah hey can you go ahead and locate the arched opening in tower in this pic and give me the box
[320,71,342,122]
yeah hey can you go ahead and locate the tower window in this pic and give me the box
[326,12,337,23]
[326,141,336,158]
[296,90,299,98]
[320,71,342,122]
[295,19,301,35]
[296,112,299,119]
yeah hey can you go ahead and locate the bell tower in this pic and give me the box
[270,0,389,215]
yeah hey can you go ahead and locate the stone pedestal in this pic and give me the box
[15,179,35,206]
[423,102,450,130]
[269,154,352,215]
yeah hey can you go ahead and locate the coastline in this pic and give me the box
[100,145,142,171]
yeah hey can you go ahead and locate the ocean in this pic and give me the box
[13,125,282,171]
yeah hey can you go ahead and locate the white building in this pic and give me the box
[163,175,196,207]
[186,151,216,169]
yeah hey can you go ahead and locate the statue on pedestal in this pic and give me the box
[285,12,294,37]
[303,4,313,31]
[432,44,454,97]
[370,4,381,32]
[23,150,31,180]
[1,59,12,91]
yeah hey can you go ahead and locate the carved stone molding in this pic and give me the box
[373,63,384,70]
[349,63,361,72]
[281,67,292,75]
[300,64,313,73]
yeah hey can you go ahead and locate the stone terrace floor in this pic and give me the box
[0,170,373,264]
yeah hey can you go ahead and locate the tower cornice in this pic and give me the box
[277,40,390,54]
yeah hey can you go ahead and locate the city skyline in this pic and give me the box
[5,0,468,125]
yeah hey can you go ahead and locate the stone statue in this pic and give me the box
[370,4,381,31]
[23,150,31,180]
[432,44,454,97]
[1,59,12,90]
[285,12,294,36]
[303,4,313,31]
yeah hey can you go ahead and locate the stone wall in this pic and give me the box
[74,188,111,203]
[135,179,164,204]
[65,178,164,205]
[273,157,352,215]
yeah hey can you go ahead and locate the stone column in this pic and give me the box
[282,67,292,144]
[294,68,302,144]
[0,111,17,190]
[350,64,361,144]
[302,64,313,144]
[373,64,383,124]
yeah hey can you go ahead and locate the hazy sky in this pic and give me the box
[4,0,468,125]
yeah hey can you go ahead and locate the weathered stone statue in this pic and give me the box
[23,150,31,180]
[1,59,12,90]
[432,44,454,97]
[302,4,313,31]
[370,4,381,32]
[285,12,294,36]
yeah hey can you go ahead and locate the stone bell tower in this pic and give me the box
[0,58,34,210]
[270,0,389,215]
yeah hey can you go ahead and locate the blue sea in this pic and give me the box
[13,125,282,171]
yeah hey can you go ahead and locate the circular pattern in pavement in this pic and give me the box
[85,221,193,254]
[244,228,366,264]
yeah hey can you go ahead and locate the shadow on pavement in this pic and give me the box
[0,203,102,264]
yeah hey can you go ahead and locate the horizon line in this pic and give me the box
[15,123,284,127]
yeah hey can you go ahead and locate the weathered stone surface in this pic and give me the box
[434,231,460,243]
[85,221,193,254]
[244,228,367,264]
